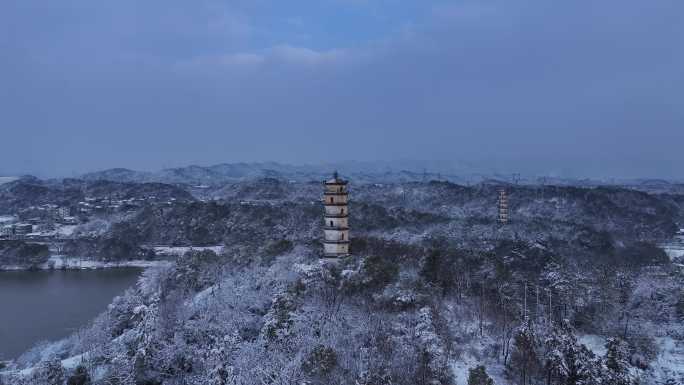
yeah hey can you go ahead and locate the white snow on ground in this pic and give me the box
[649,337,684,384]
[191,284,218,307]
[659,233,684,260]
[0,256,170,271]
[0,317,144,380]
[580,334,684,383]
[451,357,477,385]
[2,353,89,378]
[55,225,78,237]
[448,324,507,385]
[0,215,16,223]
[578,334,607,356]
[663,246,684,259]
[451,351,507,385]
[153,245,225,256]
[59,353,88,370]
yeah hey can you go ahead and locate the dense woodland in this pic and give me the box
[1,176,683,384]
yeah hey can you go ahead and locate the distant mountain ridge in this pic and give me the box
[80,168,155,183]
[82,163,325,185]
[79,161,684,192]
[80,161,502,186]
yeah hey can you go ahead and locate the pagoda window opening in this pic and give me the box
[330,197,334,203]
[330,221,333,227]
[341,208,344,215]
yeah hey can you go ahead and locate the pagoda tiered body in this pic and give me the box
[323,172,350,257]
[498,188,509,225]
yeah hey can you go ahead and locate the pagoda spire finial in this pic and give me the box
[333,170,339,180]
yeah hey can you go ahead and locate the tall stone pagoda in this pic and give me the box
[498,188,509,225]
[323,171,350,258]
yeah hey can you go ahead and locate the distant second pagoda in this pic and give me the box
[323,171,350,258]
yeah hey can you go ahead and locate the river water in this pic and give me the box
[0,268,142,360]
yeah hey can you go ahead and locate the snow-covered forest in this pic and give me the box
[1,176,683,384]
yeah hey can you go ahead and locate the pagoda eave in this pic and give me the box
[324,214,348,219]
[323,240,350,245]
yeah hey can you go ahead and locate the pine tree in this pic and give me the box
[543,325,568,384]
[509,321,542,385]
[67,365,91,385]
[543,321,601,385]
[468,365,495,385]
[602,338,631,385]
[565,341,600,385]
[31,358,66,385]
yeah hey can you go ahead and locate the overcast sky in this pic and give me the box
[1,0,682,179]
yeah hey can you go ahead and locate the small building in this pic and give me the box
[26,217,42,225]
[57,206,70,218]
[0,225,14,237]
[13,223,33,236]
[323,172,350,258]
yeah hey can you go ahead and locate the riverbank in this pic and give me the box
[0,245,225,271]
[0,255,171,271]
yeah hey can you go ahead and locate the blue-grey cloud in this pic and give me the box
[1,0,682,178]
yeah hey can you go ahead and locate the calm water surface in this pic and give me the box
[0,268,142,360]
